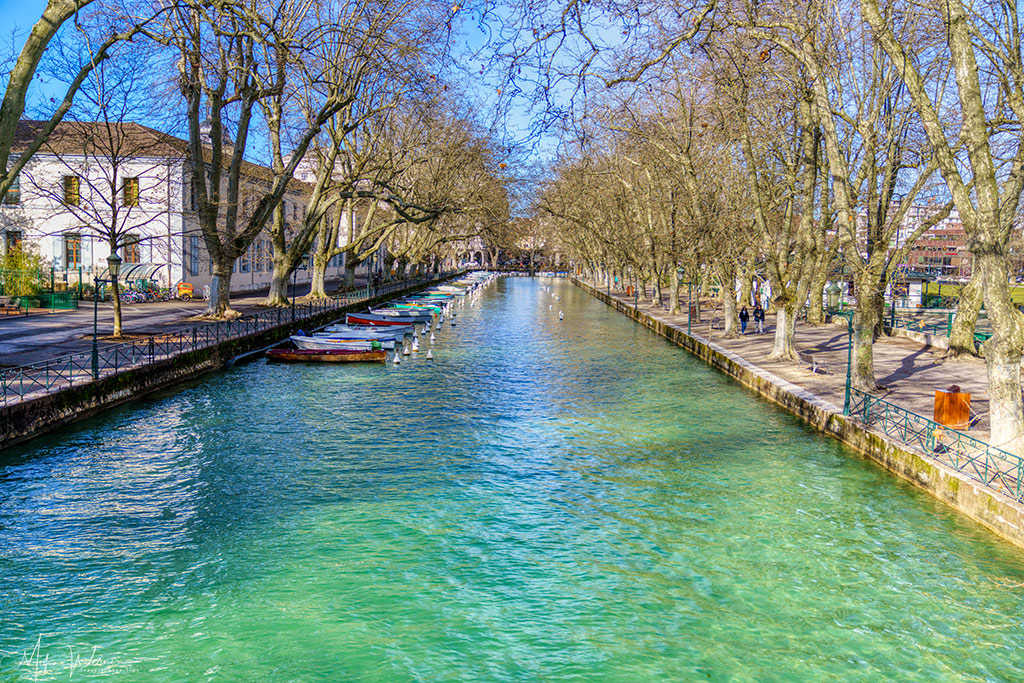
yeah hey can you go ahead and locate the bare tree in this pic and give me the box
[1,1,166,198]
[859,0,1024,452]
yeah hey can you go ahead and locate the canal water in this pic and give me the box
[2,277,1024,681]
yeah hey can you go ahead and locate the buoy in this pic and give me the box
[393,352,401,364]
[412,337,419,351]
[426,348,434,360]
[430,332,435,341]
[549,304,552,309]
[403,344,411,356]
[559,311,563,320]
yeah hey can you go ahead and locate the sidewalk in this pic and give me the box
[608,287,994,442]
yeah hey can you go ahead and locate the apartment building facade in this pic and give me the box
[0,121,350,295]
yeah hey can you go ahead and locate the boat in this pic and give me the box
[323,323,414,337]
[266,348,387,363]
[290,335,394,351]
[370,307,436,318]
[347,312,430,326]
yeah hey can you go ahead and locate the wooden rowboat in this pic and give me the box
[265,348,387,363]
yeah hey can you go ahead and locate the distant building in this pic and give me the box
[898,208,972,279]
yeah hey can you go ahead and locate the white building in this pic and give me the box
[0,120,352,295]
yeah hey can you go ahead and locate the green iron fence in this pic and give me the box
[1,271,462,407]
[888,311,992,345]
[848,387,1024,503]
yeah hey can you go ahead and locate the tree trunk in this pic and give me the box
[266,255,291,306]
[977,251,1024,453]
[111,279,123,338]
[719,266,739,338]
[739,274,753,310]
[205,257,236,317]
[852,297,881,391]
[768,303,799,361]
[947,270,983,358]
[309,254,328,298]
[806,269,829,325]
[669,272,681,315]
[344,250,358,290]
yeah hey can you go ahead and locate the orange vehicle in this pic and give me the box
[176,282,194,302]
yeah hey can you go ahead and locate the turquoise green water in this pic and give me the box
[2,277,1024,681]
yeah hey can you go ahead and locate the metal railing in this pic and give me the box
[848,387,1024,502]
[1,271,460,407]
[888,311,992,344]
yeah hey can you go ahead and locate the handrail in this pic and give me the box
[1,271,463,407]
[848,387,1024,503]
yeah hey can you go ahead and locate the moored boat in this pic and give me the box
[291,335,393,351]
[348,312,430,325]
[266,348,387,363]
[323,323,414,337]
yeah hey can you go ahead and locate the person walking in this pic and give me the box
[739,306,749,334]
[753,303,765,334]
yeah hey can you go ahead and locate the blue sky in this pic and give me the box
[1,1,44,37]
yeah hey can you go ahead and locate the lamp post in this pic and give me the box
[291,254,310,322]
[677,267,691,335]
[826,281,854,415]
[91,253,122,380]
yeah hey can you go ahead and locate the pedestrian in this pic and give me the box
[753,303,765,334]
[739,305,749,334]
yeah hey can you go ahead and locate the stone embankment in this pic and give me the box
[576,279,1024,551]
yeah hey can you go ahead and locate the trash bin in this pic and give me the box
[934,386,970,431]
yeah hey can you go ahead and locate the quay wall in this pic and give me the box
[576,279,1024,551]
[1,277,451,450]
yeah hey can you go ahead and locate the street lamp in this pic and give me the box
[292,253,310,322]
[91,252,122,380]
[677,267,692,335]
[826,282,854,415]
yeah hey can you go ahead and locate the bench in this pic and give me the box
[797,352,833,375]
[709,316,725,330]
[0,296,27,316]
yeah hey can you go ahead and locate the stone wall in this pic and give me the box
[577,279,1024,550]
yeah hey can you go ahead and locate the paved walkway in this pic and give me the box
[604,285,997,446]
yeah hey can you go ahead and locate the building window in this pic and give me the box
[122,177,139,207]
[4,230,23,253]
[63,175,80,205]
[3,174,20,205]
[123,235,141,264]
[254,239,263,272]
[64,233,82,267]
[189,235,199,276]
[240,243,251,273]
